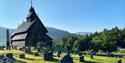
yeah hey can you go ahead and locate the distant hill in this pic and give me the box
[47,27,71,40]
[75,32,91,35]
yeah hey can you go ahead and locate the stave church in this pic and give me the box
[11,6,52,48]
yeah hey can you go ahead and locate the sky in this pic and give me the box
[0,0,125,33]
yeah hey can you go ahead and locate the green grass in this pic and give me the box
[0,50,124,63]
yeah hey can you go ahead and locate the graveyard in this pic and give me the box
[0,0,125,63]
[0,49,124,63]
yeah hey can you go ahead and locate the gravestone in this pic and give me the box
[19,48,23,51]
[0,54,4,59]
[0,46,5,50]
[115,60,122,63]
[90,51,94,59]
[6,53,13,59]
[19,54,25,58]
[44,51,53,60]
[57,51,62,57]
[25,47,31,53]
[60,54,73,63]
[79,56,84,62]
[78,51,82,56]
[37,47,40,52]
[34,52,39,56]
[67,44,71,54]
[12,46,17,50]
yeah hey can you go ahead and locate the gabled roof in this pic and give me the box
[26,6,36,19]
[13,20,35,34]
[12,33,27,41]
[11,6,48,36]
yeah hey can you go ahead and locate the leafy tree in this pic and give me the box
[73,40,79,50]
[120,27,125,48]
[61,26,125,52]
[77,35,90,51]
[62,37,68,48]
[91,36,103,52]
[100,30,117,52]
[91,28,117,52]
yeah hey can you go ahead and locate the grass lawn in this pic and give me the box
[0,50,124,63]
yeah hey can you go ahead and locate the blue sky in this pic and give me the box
[0,0,125,33]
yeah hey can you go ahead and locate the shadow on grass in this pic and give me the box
[24,57,35,60]
[84,61,99,63]
[13,58,27,63]
[45,58,60,62]
[74,61,98,63]
[73,60,98,63]
[52,58,60,62]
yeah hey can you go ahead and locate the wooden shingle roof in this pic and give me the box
[11,6,48,36]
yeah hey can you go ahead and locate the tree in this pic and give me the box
[100,31,117,52]
[62,37,68,48]
[91,28,117,52]
[120,27,125,48]
[73,40,79,50]
[91,36,103,52]
[77,35,90,51]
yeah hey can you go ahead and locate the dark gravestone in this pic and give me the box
[90,51,94,59]
[25,47,31,53]
[34,52,39,56]
[37,47,40,52]
[19,54,25,58]
[0,46,5,50]
[90,54,93,59]
[44,51,53,61]
[79,56,84,62]
[60,54,73,63]
[67,44,71,54]
[19,48,24,51]
[6,53,13,59]
[115,60,122,63]
[57,51,62,57]
[0,54,4,59]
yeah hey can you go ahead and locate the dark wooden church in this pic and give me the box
[11,6,52,47]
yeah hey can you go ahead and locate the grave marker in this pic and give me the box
[60,54,73,63]
[57,50,62,57]
[0,46,5,50]
[34,52,39,56]
[44,51,53,61]
[12,46,17,50]
[79,56,84,62]
[19,54,25,58]
[0,54,4,59]
[6,53,13,59]
[25,47,31,53]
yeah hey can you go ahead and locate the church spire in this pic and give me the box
[29,0,34,12]
[29,0,35,13]
[31,0,32,7]
[26,0,36,21]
